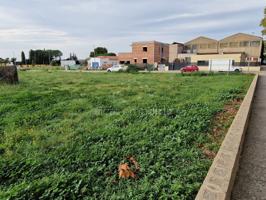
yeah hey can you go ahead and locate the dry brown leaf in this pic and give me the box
[119,163,136,179]
[118,156,140,179]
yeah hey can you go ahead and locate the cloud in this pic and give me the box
[0,0,264,59]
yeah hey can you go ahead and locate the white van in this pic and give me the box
[209,59,242,72]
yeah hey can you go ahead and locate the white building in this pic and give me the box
[90,56,118,70]
[61,60,76,68]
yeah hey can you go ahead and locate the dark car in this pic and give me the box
[181,65,199,72]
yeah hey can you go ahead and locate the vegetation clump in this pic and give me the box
[0,65,19,84]
[125,64,139,73]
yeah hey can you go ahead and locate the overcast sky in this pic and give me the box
[0,0,264,60]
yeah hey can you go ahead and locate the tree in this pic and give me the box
[11,57,16,65]
[21,51,26,65]
[95,47,108,55]
[90,51,95,57]
[261,7,266,35]
[29,50,36,65]
[28,49,63,65]
[106,52,117,56]
[0,58,10,66]
[5,58,9,66]
[90,47,108,57]
[67,53,78,61]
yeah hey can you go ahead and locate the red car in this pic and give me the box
[181,65,199,72]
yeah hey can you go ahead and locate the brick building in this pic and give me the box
[118,41,169,65]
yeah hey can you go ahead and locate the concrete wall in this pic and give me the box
[196,74,258,200]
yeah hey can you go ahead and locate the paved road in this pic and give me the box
[232,72,266,200]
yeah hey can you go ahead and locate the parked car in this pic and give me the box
[181,65,199,72]
[107,65,125,72]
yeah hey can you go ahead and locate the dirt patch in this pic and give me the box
[211,98,242,144]
[200,98,243,158]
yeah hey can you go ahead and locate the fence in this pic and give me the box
[168,61,261,70]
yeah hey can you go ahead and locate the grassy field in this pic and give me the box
[0,71,253,199]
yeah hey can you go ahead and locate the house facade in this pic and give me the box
[118,41,169,65]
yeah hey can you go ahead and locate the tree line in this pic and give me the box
[21,49,63,65]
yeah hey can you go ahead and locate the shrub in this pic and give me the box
[0,66,19,84]
[125,64,139,73]
[147,64,155,72]
[50,60,60,66]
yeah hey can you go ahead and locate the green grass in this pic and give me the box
[0,71,253,200]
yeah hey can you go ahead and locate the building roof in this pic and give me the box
[172,42,184,45]
[132,40,169,45]
[185,36,218,45]
[219,33,263,42]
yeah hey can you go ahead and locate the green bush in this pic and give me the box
[147,64,155,72]
[125,64,139,73]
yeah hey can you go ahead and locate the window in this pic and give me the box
[229,42,238,47]
[161,47,164,53]
[220,43,228,48]
[143,47,148,52]
[250,41,260,47]
[197,60,209,66]
[239,41,250,47]
[143,59,147,64]
[126,61,130,64]
[134,59,137,63]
